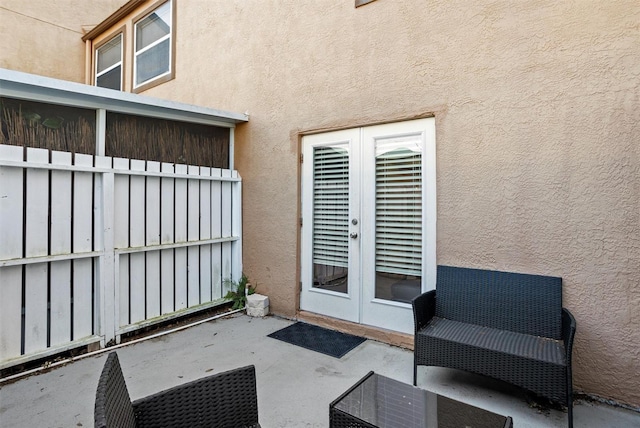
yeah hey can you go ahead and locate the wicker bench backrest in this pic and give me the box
[133,364,260,428]
[435,265,562,339]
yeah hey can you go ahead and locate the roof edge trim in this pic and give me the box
[0,68,249,127]
[82,0,147,41]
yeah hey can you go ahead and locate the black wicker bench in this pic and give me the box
[95,352,260,428]
[412,265,576,427]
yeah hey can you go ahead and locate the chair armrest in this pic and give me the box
[132,365,260,428]
[562,308,576,359]
[94,353,137,428]
[412,290,436,334]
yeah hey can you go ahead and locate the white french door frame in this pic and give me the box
[300,118,436,333]
[300,128,361,322]
[360,119,437,333]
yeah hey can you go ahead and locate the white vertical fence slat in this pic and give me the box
[160,162,175,314]
[113,158,130,328]
[174,164,188,310]
[24,263,48,353]
[50,261,72,348]
[221,168,233,294]
[129,159,146,323]
[211,168,223,299]
[0,144,242,368]
[0,145,24,361]
[0,266,22,360]
[50,151,72,255]
[24,148,49,354]
[118,255,130,328]
[146,248,161,319]
[231,170,243,283]
[160,163,175,245]
[25,148,49,257]
[200,167,212,302]
[0,145,24,257]
[73,154,95,340]
[145,161,161,318]
[113,158,130,249]
[49,151,72,346]
[187,165,200,307]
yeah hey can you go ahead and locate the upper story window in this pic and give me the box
[86,0,175,93]
[95,33,123,90]
[134,0,173,91]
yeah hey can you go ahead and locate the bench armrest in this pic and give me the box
[412,290,436,334]
[562,308,576,358]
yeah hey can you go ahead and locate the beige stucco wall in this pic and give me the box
[22,0,639,407]
[0,0,122,82]
[142,0,640,406]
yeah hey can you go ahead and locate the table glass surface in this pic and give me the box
[333,373,510,428]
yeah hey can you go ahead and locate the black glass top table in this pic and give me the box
[330,372,513,428]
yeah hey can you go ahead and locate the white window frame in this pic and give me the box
[95,33,123,91]
[133,0,174,92]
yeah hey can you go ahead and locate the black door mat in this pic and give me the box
[267,322,366,358]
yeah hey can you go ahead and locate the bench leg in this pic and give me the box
[413,358,418,386]
[566,365,574,428]
[567,388,573,428]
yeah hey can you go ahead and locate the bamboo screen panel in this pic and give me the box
[0,97,96,154]
[106,112,229,168]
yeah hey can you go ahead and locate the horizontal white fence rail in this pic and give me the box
[0,144,242,370]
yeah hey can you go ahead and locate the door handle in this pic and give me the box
[350,232,358,239]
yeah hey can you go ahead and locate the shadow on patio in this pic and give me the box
[1,314,638,428]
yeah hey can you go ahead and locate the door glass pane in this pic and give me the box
[374,135,422,303]
[312,145,349,293]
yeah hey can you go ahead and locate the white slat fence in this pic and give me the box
[0,145,242,370]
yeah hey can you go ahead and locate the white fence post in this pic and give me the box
[232,171,243,283]
[96,155,115,346]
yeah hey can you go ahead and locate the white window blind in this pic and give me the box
[375,137,422,276]
[313,146,349,267]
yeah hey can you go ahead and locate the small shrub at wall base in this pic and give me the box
[224,274,256,310]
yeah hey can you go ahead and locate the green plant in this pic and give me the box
[224,274,256,310]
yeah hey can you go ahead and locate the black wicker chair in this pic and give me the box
[412,265,576,428]
[95,352,260,428]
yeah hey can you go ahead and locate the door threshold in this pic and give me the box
[296,311,414,350]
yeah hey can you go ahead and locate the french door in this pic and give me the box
[300,118,436,334]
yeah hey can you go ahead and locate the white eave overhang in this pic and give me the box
[0,68,249,128]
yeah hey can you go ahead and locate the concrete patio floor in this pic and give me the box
[1,314,638,428]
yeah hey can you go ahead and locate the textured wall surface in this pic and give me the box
[0,0,123,82]
[17,0,640,406]
[147,0,640,406]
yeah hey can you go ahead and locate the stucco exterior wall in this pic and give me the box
[0,0,123,83]
[140,0,640,406]
[31,0,640,407]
